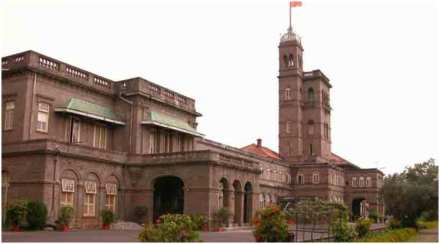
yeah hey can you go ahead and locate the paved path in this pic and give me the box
[410,228,438,242]
[2,230,255,242]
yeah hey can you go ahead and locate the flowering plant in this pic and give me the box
[253,205,289,242]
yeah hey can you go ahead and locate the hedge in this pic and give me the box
[356,228,417,242]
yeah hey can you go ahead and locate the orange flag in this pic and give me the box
[290,1,302,7]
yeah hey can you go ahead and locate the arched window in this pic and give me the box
[307,88,315,101]
[259,193,264,208]
[283,55,288,68]
[366,177,371,187]
[312,172,320,184]
[105,175,118,213]
[359,177,365,187]
[288,54,295,67]
[297,174,304,185]
[286,121,291,134]
[308,120,314,135]
[84,173,99,217]
[352,177,357,187]
[284,87,291,100]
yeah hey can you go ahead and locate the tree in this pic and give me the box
[382,159,438,227]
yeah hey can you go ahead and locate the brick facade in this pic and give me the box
[2,27,384,228]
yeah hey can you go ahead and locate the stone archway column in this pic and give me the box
[234,190,244,225]
[226,189,235,226]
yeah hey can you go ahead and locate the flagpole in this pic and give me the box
[289,4,292,31]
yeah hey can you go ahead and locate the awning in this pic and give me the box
[55,98,125,125]
[141,111,204,137]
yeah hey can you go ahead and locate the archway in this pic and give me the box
[153,176,184,221]
[219,178,229,209]
[352,198,365,220]
[243,182,253,224]
[233,180,242,224]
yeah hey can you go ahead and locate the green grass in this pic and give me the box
[416,220,438,230]
[356,228,417,242]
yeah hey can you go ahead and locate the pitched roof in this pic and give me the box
[240,143,281,160]
[329,153,359,168]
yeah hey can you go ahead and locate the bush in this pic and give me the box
[387,217,401,229]
[6,199,28,227]
[134,206,148,224]
[101,209,116,225]
[26,201,47,230]
[57,206,74,226]
[213,207,232,227]
[253,205,289,242]
[189,213,207,230]
[416,219,438,230]
[355,217,372,238]
[138,214,200,242]
[357,228,416,242]
[368,209,379,223]
[332,220,356,242]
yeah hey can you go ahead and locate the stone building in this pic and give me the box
[2,23,384,229]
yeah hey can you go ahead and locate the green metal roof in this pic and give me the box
[142,111,204,137]
[55,98,125,125]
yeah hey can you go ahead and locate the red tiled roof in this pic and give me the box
[241,144,281,160]
[329,153,359,168]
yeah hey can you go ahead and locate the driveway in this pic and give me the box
[2,230,255,242]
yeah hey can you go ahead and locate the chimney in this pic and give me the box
[257,138,262,148]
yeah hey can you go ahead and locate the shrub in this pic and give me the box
[387,217,401,229]
[58,206,74,226]
[357,228,416,242]
[416,219,438,230]
[101,209,116,225]
[189,213,207,230]
[368,209,379,223]
[134,206,148,224]
[332,220,356,242]
[6,199,28,227]
[253,205,289,242]
[213,207,232,227]
[138,214,200,242]
[26,201,47,230]
[355,217,372,238]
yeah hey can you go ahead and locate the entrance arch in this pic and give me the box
[233,180,242,224]
[352,198,366,220]
[243,182,253,224]
[153,176,184,221]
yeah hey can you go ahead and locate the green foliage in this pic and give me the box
[101,209,116,225]
[57,206,74,225]
[416,219,438,230]
[26,201,48,230]
[134,206,148,224]
[331,219,356,242]
[253,205,289,242]
[356,228,416,242]
[213,207,232,227]
[382,158,438,227]
[6,199,28,227]
[387,217,401,229]
[287,198,348,225]
[368,209,379,223]
[355,217,372,238]
[189,213,207,230]
[138,214,201,242]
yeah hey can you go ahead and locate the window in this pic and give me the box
[297,174,304,184]
[4,101,15,130]
[352,177,357,187]
[36,102,50,132]
[312,172,320,184]
[105,183,117,212]
[93,125,107,149]
[309,144,313,156]
[307,88,315,101]
[284,88,291,100]
[366,177,371,187]
[286,121,291,134]
[288,54,295,67]
[70,119,81,143]
[359,177,365,187]
[84,181,97,217]
[61,178,75,207]
[283,55,288,68]
[308,120,314,135]
[259,194,264,208]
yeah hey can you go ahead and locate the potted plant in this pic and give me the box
[213,207,231,231]
[6,199,28,232]
[57,206,74,231]
[100,209,115,230]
